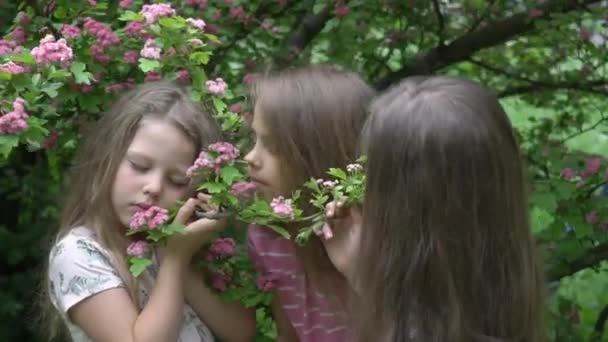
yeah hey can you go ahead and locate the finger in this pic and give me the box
[325,201,336,218]
[321,224,334,240]
[174,198,199,224]
[186,217,226,235]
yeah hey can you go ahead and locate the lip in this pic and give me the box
[133,203,152,210]
[249,177,266,186]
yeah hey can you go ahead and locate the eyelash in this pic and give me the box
[129,160,189,187]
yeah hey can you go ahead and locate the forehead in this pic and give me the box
[127,118,195,166]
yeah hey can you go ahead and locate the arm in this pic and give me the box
[70,255,189,342]
[271,295,300,342]
[184,266,256,342]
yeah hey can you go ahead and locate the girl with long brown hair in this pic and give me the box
[42,81,255,342]
[322,76,546,341]
[244,65,375,341]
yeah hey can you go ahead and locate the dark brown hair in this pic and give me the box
[251,65,375,299]
[40,81,221,340]
[356,76,546,342]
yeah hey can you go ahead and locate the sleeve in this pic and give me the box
[246,225,267,275]
[48,235,125,314]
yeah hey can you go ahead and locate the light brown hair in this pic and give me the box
[251,65,375,300]
[356,76,546,341]
[40,81,221,340]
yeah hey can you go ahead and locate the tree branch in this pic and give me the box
[375,0,602,90]
[431,0,445,48]
[548,243,608,281]
[591,304,608,341]
[273,4,334,68]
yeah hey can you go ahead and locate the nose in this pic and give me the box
[244,143,260,170]
[142,172,163,199]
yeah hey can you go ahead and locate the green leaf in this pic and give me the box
[22,117,49,147]
[40,82,63,98]
[118,10,144,21]
[162,222,185,235]
[220,165,242,184]
[0,135,19,159]
[327,168,347,180]
[199,182,226,194]
[129,257,152,277]
[0,71,11,80]
[212,97,227,113]
[138,58,161,73]
[266,224,290,239]
[530,206,555,234]
[70,62,92,85]
[158,17,185,29]
[189,51,210,65]
[10,54,35,64]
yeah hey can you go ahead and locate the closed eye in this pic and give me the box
[128,160,149,172]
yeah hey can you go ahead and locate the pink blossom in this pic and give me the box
[186,0,208,9]
[270,196,295,219]
[42,130,59,150]
[0,40,16,55]
[230,181,256,198]
[261,22,273,30]
[322,180,338,188]
[141,3,176,24]
[186,18,206,31]
[129,206,169,230]
[230,6,246,19]
[334,5,349,17]
[243,73,257,85]
[88,0,97,6]
[560,167,576,180]
[211,271,231,291]
[176,69,190,84]
[204,24,219,34]
[586,157,602,175]
[579,28,591,41]
[31,35,73,67]
[0,61,28,74]
[585,211,600,225]
[17,12,31,26]
[256,273,279,292]
[9,26,26,45]
[105,83,124,93]
[212,10,222,20]
[528,9,543,18]
[83,17,120,47]
[140,38,161,60]
[119,0,133,8]
[0,97,29,134]
[346,163,363,172]
[61,24,81,39]
[90,44,110,64]
[245,58,256,70]
[206,238,236,260]
[145,71,162,82]
[229,103,242,113]
[125,20,146,37]
[206,78,228,95]
[126,240,150,257]
[123,50,138,64]
[187,142,240,175]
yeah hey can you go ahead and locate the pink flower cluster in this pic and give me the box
[230,181,257,199]
[83,17,120,47]
[119,0,133,8]
[9,26,26,45]
[0,97,29,134]
[0,40,16,55]
[176,69,190,84]
[561,157,606,184]
[0,61,28,75]
[206,78,228,95]
[141,3,176,24]
[187,142,240,175]
[129,206,170,230]
[127,240,150,257]
[186,18,206,31]
[211,271,231,291]
[186,0,208,9]
[140,38,162,60]
[256,273,279,292]
[61,25,81,39]
[125,21,146,38]
[270,196,295,219]
[123,50,139,64]
[206,238,236,261]
[31,35,73,67]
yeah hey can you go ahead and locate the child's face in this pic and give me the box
[111,118,195,228]
[244,105,287,201]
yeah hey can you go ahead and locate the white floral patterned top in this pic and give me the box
[48,226,214,342]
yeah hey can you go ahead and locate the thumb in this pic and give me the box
[174,198,198,224]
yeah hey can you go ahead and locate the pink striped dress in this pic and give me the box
[247,225,353,341]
